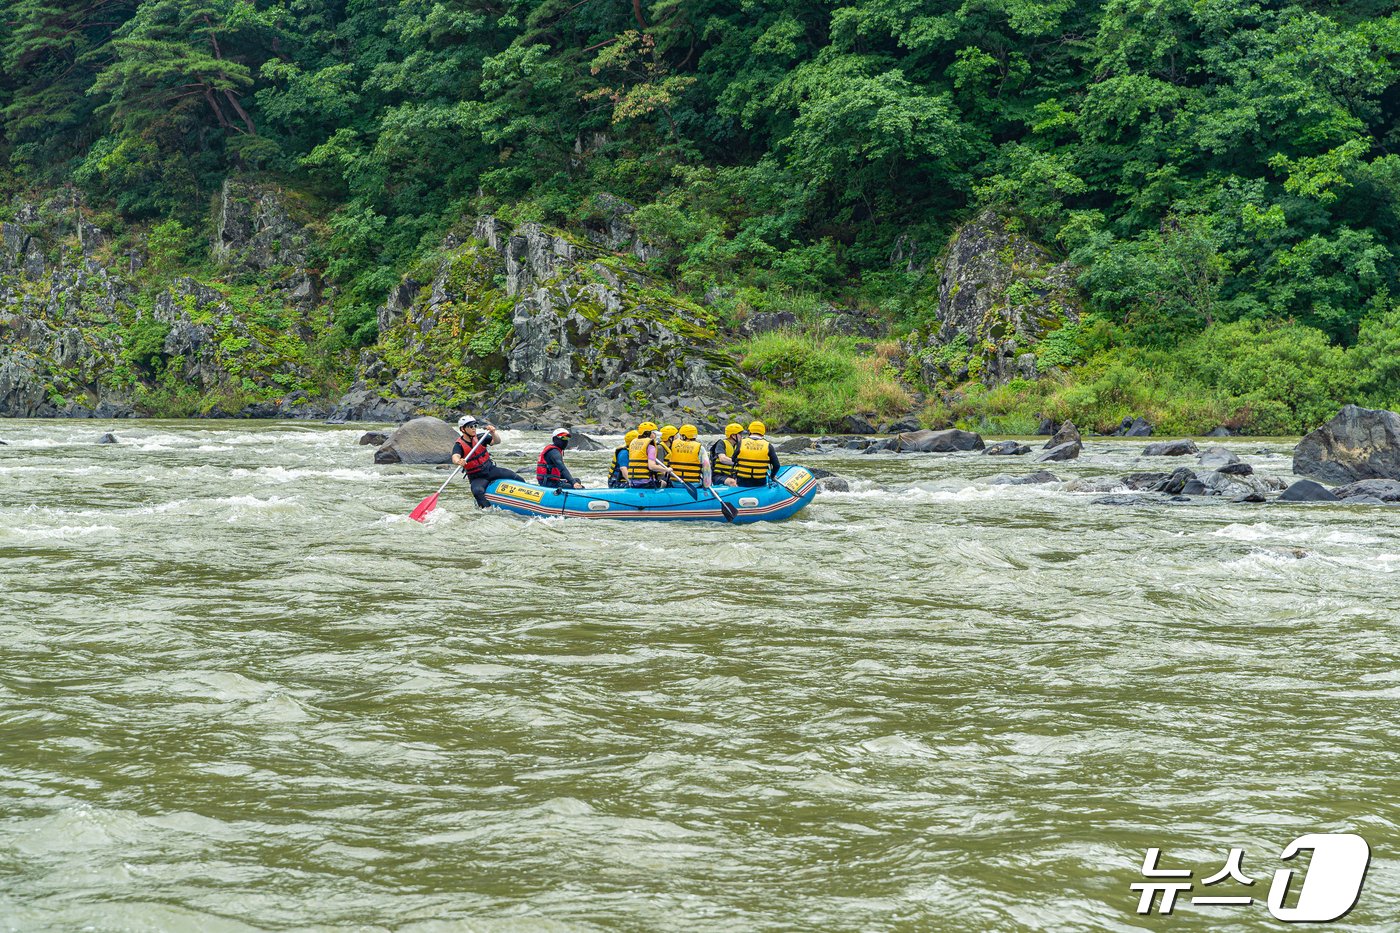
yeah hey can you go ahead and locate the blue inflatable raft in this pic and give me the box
[483,465,819,523]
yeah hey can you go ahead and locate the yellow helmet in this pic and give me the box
[725,422,744,437]
[679,424,697,440]
[638,421,657,434]
[624,430,638,444]
[748,420,766,436]
[660,424,678,440]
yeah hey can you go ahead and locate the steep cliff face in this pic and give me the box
[338,213,750,431]
[0,184,335,418]
[911,210,1082,387]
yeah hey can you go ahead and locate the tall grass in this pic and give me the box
[737,331,913,432]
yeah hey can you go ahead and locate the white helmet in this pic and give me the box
[457,415,478,429]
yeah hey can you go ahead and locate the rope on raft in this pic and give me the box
[544,483,768,512]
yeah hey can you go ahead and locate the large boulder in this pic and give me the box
[1332,478,1400,502]
[1044,420,1081,449]
[1120,472,1168,490]
[1142,439,1199,457]
[1292,405,1400,484]
[1150,467,1199,495]
[895,429,985,453]
[373,417,461,464]
[1034,441,1081,462]
[1279,480,1340,503]
[1202,470,1272,499]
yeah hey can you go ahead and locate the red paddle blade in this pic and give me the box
[408,493,439,523]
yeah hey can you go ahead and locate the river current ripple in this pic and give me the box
[1,421,1398,931]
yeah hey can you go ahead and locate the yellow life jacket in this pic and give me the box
[667,438,703,483]
[628,436,658,484]
[711,438,737,477]
[734,436,772,481]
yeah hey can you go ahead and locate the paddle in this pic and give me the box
[672,476,700,502]
[409,434,485,522]
[707,486,738,522]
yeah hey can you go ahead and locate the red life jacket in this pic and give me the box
[536,444,564,484]
[455,435,492,475]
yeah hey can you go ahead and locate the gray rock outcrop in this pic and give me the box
[1293,405,1400,484]
[1279,480,1340,503]
[1044,421,1081,449]
[983,441,1030,455]
[911,209,1081,387]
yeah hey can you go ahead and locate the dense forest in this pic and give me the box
[3,0,1400,433]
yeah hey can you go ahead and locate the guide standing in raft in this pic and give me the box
[451,415,523,508]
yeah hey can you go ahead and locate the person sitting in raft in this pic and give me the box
[451,415,523,508]
[659,424,679,461]
[666,424,705,486]
[536,428,584,490]
[709,422,744,487]
[627,422,680,489]
[608,430,637,488]
[732,419,780,487]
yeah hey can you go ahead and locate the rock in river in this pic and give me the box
[1279,480,1339,503]
[97,433,117,445]
[1034,441,1081,462]
[358,431,389,446]
[1293,405,1400,484]
[1332,478,1400,502]
[1043,420,1081,449]
[373,417,460,465]
[1142,439,1199,456]
[988,471,1060,486]
[983,441,1030,456]
[1197,446,1241,470]
[895,429,985,453]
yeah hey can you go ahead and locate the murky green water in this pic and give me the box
[2,420,1397,931]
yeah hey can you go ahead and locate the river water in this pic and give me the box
[1,420,1397,931]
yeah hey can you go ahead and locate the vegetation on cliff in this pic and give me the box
[2,0,1399,431]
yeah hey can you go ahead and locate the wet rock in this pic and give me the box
[1151,467,1199,495]
[566,431,605,452]
[1293,405,1400,484]
[1065,477,1123,493]
[1120,472,1168,490]
[1142,439,1199,456]
[1333,478,1400,502]
[358,431,390,446]
[1093,494,1165,506]
[861,438,899,454]
[1034,441,1081,462]
[374,417,460,465]
[1043,420,1081,449]
[1197,446,1241,470]
[1344,495,1390,506]
[983,441,1031,455]
[895,429,985,453]
[1202,470,1272,498]
[777,436,812,454]
[97,433,116,444]
[988,471,1060,485]
[807,467,851,493]
[886,419,920,434]
[1231,491,1268,503]
[1279,480,1340,502]
[1036,417,1056,435]
[1218,462,1254,476]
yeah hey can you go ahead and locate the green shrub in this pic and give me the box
[123,316,171,372]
